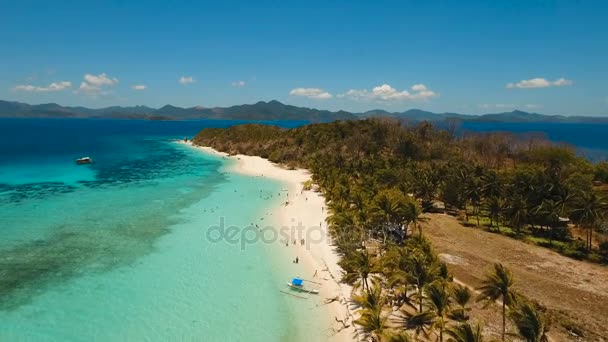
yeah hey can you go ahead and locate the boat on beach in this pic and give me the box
[75,157,93,165]
[285,277,319,294]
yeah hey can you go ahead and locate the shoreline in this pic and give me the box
[178,141,355,341]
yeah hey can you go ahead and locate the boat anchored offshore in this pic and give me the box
[76,157,93,165]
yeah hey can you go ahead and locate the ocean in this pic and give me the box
[0,118,328,341]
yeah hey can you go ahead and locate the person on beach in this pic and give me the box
[313,270,318,278]
[295,256,299,264]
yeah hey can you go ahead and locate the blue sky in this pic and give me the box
[1,0,607,115]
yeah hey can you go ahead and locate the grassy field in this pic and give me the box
[423,213,608,341]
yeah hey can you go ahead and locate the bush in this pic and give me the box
[599,241,608,263]
[561,240,589,260]
[594,161,608,183]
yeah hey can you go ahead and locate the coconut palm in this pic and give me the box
[509,301,550,342]
[408,254,440,312]
[504,194,528,235]
[339,249,378,292]
[371,189,411,243]
[481,170,503,199]
[352,280,385,312]
[385,332,412,342]
[483,196,504,231]
[476,263,517,341]
[354,307,390,342]
[381,247,416,309]
[446,322,484,342]
[572,190,607,251]
[402,310,436,338]
[533,199,562,243]
[450,284,472,321]
[425,281,452,341]
[457,167,474,220]
[407,201,429,237]
[465,178,483,226]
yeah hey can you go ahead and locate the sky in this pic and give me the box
[1,0,607,116]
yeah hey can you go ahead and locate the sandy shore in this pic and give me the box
[179,141,355,341]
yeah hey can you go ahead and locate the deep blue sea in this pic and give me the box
[0,118,330,342]
[461,121,608,161]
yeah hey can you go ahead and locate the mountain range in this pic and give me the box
[1,99,607,123]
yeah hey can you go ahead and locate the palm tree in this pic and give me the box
[481,170,502,199]
[483,196,504,231]
[408,254,439,312]
[533,199,562,243]
[385,332,412,342]
[446,322,484,342]
[457,167,474,220]
[407,201,428,237]
[354,307,390,342]
[509,301,550,342]
[352,280,385,312]
[476,263,517,341]
[465,178,483,227]
[572,190,607,251]
[371,189,410,243]
[381,247,416,309]
[339,249,378,292]
[505,194,528,235]
[403,310,436,338]
[425,281,452,341]
[450,284,472,321]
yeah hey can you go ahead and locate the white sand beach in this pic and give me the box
[180,141,355,341]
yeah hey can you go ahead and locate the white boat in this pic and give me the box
[76,157,93,165]
[286,278,319,294]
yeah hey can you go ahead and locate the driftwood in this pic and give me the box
[329,316,351,336]
[324,295,340,304]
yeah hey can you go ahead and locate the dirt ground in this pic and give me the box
[422,213,608,342]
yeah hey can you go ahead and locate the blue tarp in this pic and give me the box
[292,278,303,286]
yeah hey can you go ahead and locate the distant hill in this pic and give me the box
[1,99,607,123]
[0,100,355,122]
[359,108,608,123]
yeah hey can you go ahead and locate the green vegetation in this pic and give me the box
[193,118,606,340]
[195,119,607,261]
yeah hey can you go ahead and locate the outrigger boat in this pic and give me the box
[284,277,319,294]
[75,157,93,165]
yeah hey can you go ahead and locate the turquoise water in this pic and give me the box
[0,119,328,341]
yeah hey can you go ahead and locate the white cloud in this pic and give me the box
[506,77,573,89]
[231,80,246,87]
[339,83,437,102]
[84,73,118,86]
[77,73,119,95]
[289,87,333,99]
[132,84,146,90]
[411,84,427,91]
[179,76,195,85]
[14,81,72,92]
